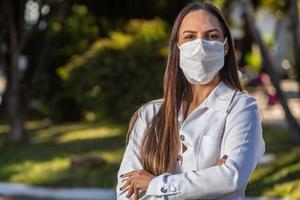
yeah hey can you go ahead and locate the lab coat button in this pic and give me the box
[176,155,182,161]
[169,185,176,192]
[160,186,168,193]
[180,134,185,141]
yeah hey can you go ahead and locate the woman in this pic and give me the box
[116,2,265,200]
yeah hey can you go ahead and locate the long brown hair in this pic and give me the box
[126,2,243,176]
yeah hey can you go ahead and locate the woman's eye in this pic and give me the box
[208,34,219,40]
[184,35,195,41]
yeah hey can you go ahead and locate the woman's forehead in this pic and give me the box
[179,9,223,34]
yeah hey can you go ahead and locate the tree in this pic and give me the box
[0,0,67,141]
[289,0,300,86]
[0,0,26,141]
[241,0,300,141]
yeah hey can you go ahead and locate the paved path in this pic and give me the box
[0,196,287,200]
[247,79,300,126]
[0,182,115,200]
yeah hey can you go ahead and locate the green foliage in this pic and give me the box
[192,0,225,9]
[258,0,290,13]
[49,4,99,55]
[263,33,276,49]
[244,45,262,72]
[56,18,169,123]
[35,4,99,122]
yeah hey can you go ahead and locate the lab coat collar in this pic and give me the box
[178,81,236,122]
[205,80,236,113]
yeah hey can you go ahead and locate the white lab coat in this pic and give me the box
[116,80,265,200]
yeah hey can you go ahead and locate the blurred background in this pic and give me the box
[0,0,299,199]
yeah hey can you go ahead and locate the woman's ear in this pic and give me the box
[224,42,229,56]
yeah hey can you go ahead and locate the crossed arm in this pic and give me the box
[118,155,228,199]
[116,97,265,199]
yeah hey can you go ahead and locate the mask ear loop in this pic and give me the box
[223,37,228,45]
[223,37,228,57]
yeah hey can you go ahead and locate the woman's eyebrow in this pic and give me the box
[181,28,221,35]
[204,28,221,33]
[182,30,198,34]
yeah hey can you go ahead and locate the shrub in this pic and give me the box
[56,18,169,123]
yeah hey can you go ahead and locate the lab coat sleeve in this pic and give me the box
[116,107,148,200]
[116,105,185,200]
[145,95,265,199]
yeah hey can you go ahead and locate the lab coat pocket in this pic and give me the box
[197,134,222,169]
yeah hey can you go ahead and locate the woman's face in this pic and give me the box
[178,9,228,54]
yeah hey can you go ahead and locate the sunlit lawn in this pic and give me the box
[0,120,127,188]
[246,126,300,198]
[0,121,299,198]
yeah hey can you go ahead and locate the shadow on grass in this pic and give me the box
[0,120,129,187]
[245,125,300,197]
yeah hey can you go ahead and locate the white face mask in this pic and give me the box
[177,37,227,84]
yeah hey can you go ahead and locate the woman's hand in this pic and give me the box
[215,154,228,165]
[119,170,156,200]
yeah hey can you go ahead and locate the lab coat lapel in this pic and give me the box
[206,81,236,113]
[196,81,237,169]
[176,81,237,171]
[177,81,236,123]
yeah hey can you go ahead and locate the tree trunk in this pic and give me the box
[241,0,300,141]
[289,0,300,87]
[0,0,67,142]
[5,0,25,141]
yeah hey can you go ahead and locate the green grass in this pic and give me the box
[246,126,300,198]
[0,121,299,198]
[0,120,127,188]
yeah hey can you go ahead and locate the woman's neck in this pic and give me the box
[190,75,221,105]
